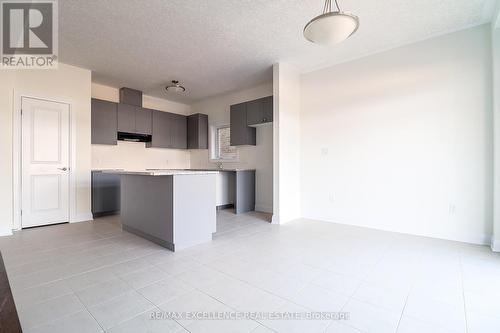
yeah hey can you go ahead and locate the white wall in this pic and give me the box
[0,63,92,235]
[300,25,493,244]
[0,75,13,235]
[273,63,302,224]
[492,9,500,251]
[91,83,191,170]
[189,83,274,213]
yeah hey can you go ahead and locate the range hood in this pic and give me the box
[118,132,151,142]
[117,87,151,143]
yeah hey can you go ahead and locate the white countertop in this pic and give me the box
[146,168,256,172]
[190,168,255,172]
[102,170,219,176]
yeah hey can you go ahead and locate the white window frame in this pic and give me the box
[210,125,239,162]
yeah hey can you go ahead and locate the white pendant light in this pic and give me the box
[165,80,186,93]
[304,0,359,45]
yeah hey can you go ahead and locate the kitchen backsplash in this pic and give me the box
[91,140,190,170]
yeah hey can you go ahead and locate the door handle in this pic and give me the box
[58,167,68,171]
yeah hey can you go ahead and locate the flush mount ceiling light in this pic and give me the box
[165,80,186,93]
[304,0,359,46]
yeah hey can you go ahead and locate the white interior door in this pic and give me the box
[21,97,70,228]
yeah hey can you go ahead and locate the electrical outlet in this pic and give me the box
[329,194,334,204]
[321,148,329,156]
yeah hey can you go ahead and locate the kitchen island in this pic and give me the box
[147,168,256,214]
[104,170,218,251]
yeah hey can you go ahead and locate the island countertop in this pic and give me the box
[146,168,256,172]
[102,170,219,176]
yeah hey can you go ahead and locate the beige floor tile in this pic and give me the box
[88,291,155,329]
[24,311,103,333]
[18,294,85,330]
[2,211,498,333]
[75,277,132,307]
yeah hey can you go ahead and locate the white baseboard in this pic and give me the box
[0,213,93,235]
[492,238,500,252]
[461,234,491,246]
[301,214,494,246]
[255,204,273,214]
[270,215,303,225]
[0,224,13,237]
[70,212,93,223]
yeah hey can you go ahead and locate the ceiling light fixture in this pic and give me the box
[304,0,359,46]
[165,80,186,93]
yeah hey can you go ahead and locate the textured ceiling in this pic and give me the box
[59,0,496,103]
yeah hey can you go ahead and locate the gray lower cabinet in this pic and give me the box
[216,170,256,214]
[187,113,208,149]
[117,104,152,135]
[91,99,117,145]
[120,173,216,251]
[91,171,120,217]
[147,110,187,149]
[230,102,256,146]
[235,170,255,214]
[247,96,273,126]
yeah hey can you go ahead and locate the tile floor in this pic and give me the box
[1,210,500,332]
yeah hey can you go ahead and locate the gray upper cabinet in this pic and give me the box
[117,104,152,135]
[117,103,136,133]
[172,113,187,149]
[262,96,273,122]
[230,102,256,146]
[93,94,271,149]
[246,96,273,126]
[187,113,208,149]
[147,110,187,149]
[246,99,262,126]
[91,98,117,145]
[148,110,170,148]
[230,95,272,146]
[135,108,152,135]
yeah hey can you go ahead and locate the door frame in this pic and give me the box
[12,92,77,231]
